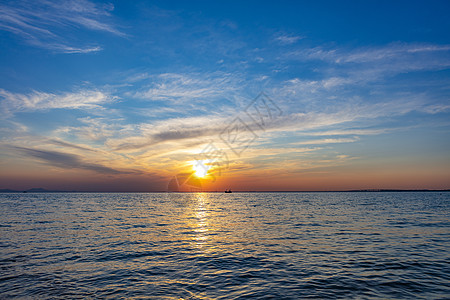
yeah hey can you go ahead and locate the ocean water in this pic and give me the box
[0,192,449,299]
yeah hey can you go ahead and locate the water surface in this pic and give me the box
[1,192,449,298]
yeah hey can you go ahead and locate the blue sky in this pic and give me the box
[0,0,449,191]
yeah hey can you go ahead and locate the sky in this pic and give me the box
[0,0,449,192]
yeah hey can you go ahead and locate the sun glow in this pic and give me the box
[192,160,211,178]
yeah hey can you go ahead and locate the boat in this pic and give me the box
[224,189,232,193]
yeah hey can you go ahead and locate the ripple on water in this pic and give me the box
[0,192,449,298]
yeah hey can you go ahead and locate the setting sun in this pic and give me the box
[192,160,211,178]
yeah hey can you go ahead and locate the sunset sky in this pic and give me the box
[1,0,449,191]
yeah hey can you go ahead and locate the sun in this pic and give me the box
[192,160,211,178]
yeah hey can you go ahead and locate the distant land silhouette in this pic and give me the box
[0,188,449,193]
[0,188,68,193]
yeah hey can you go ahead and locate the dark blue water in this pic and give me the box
[0,192,449,299]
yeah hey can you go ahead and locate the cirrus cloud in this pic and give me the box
[0,0,124,53]
[0,88,113,115]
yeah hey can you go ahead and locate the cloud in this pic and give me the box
[34,43,102,54]
[13,146,133,175]
[421,104,450,114]
[103,103,367,152]
[274,33,303,45]
[279,77,355,96]
[105,115,230,151]
[132,72,242,104]
[286,43,450,74]
[335,43,450,64]
[306,129,388,136]
[46,139,99,153]
[0,89,112,115]
[293,137,359,145]
[54,117,134,142]
[0,0,123,53]
[100,92,436,154]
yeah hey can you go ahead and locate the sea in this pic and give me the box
[0,192,449,299]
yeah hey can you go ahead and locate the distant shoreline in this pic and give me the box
[1,189,449,193]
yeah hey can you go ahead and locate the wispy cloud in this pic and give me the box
[131,72,242,105]
[0,0,123,53]
[33,43,102,54]
[306,128,388,136]
[293,137,359,145]
[54,117,134,142]
[274,32,303,45]
[46,138,100,153]
[0,89,113,115]
[105,115,230,151]
[286,42,450,74]
[336,43,450,64]
[102,99,402,152]
[13,146,134,175]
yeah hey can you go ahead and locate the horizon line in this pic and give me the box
[1,188,450,193]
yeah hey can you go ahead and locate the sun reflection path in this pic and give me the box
[166,192,220,251]
[193,193,209,246]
